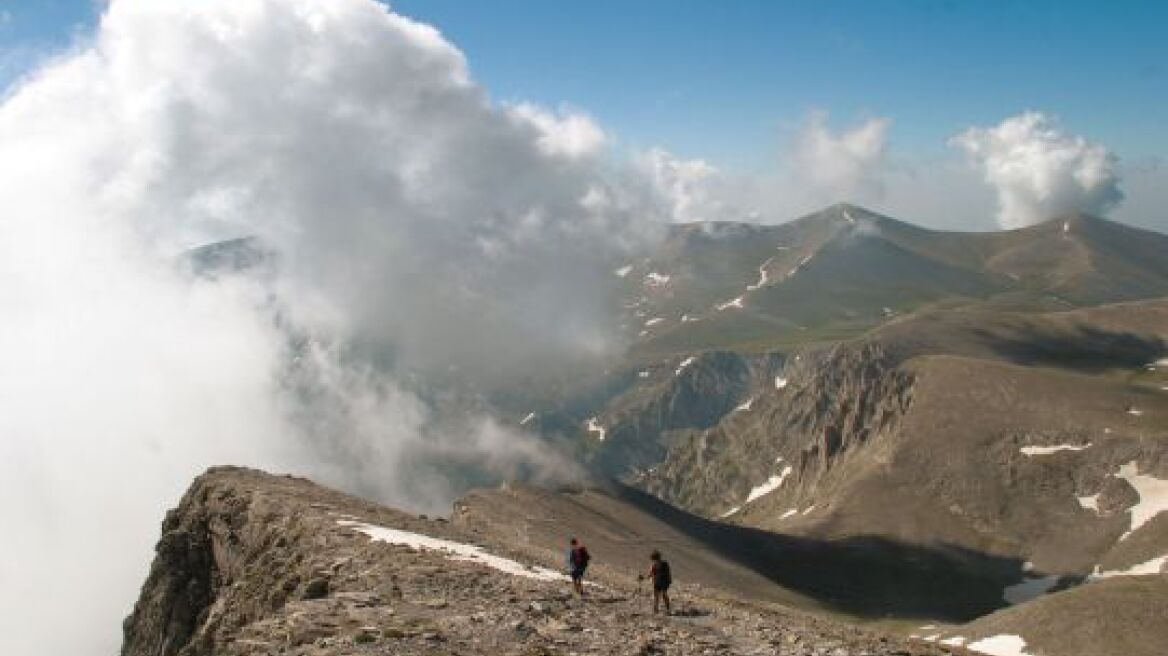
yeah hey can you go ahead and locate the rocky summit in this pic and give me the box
[123,467,964,656]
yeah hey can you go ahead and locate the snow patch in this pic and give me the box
[1127,407,1143,416]
[1003,575,1059,604]
[338,521,564,581]
[519,412,535,426]
[744,466,793,504]
[774,376,788,390]
[802,505,816,515]
[941,636,968,647]
[746,257,775,291]
[779,509,799,520]
[1090,553,1168,579]
[1062,220,1070,234]
[1077,494,1101,513]
[675,356,696,376]
[966,635,1032,656]
[720,506,741,518]
[1115,461,1168,540]
[734,397,755,413]
[638,370,650,378]
[716,296,745,311]
[614,265,633,278]
[644,317,664,327]
[645,272,670,286]
[1020,443,1090,456]
[788,254,813,277]
[585,417,606,442]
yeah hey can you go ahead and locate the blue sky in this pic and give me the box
[2,0,1165,172]
[390,0,1168,169]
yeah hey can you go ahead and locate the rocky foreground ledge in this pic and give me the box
[122,467,967,656]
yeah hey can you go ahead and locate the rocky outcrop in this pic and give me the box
[122,467,958,656]
[585,350,785,474]
[122,467,403,656]
[637,342,913,518]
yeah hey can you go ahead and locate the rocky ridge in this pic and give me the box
[122,467,965,656]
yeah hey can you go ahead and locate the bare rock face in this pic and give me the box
[121,467,955,656]
[587,350,786,474]
[638,342,914,518]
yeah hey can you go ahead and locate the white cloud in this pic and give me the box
[0,0,667,653]
[507,102,607,159]
[676,111,892,224]
[951,111,1123,228]
[637,147,725,222]
[788,110,891,203]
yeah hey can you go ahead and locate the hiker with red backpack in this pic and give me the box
[567,537,591,596]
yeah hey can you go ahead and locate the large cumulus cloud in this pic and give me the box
[0,0,668,653]
[951,111,1123,228]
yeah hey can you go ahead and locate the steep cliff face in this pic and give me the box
[637,342,913,519]
[582,350,786,474]
[121,467,955,656]
[122,468,404,656]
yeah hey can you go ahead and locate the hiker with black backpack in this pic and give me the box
[567,537,590,596]
[645,550,672,614]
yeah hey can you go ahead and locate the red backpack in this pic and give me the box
[573,545,591,567]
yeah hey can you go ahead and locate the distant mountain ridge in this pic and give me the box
[616,204,1168,357]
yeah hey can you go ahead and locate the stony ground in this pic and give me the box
[123,468,964,656]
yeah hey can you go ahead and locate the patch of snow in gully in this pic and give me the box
[1090,554,1168,579]
[1115,461,1168,540]
[744,466,793,504]
[716,296,744,311]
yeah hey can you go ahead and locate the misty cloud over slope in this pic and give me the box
[0,0,669,653]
